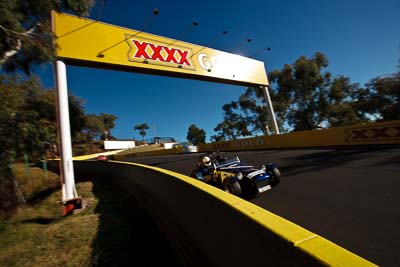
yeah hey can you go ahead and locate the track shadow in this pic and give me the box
[19,217,56,225]
[372,154,400,167]
[129,154,199,168]
[259,147,391,177]
[28,184,60,204]
[146,156,196,167]
[75,174,182,267]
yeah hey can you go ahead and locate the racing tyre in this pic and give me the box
[223,179,242,197]
[232,181,242,196]
[269,167,281,187]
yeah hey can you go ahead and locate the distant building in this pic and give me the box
[152,137,176,144]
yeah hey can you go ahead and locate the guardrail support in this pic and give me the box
[54,60,81,215]
[261,85,280,134]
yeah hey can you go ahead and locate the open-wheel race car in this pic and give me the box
[190,152,281,198]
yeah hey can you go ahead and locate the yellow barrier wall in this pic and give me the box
[73,160,377,266]
[199,120,400,152]
[114,146,183,161]
[72,149,124,161]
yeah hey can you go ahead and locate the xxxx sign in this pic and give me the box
[53,12,269,86]
[345,123,400,142]
[126,35,195,70]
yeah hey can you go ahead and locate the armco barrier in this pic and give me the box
[73,160,377,266]
[199,120,400,152]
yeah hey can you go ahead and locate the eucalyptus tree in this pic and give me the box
[0,0,94,72]
[134,123,149,141]
[213,52,370,140]
[100,113,118,140]
[187,124,206,145]
[363,72,400,121]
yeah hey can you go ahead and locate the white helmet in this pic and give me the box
[202,156,211,167]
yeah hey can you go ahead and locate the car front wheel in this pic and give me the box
[223,179,242,196]
[269,167,281,187]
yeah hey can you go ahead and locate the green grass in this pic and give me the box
[12,163,60,203]
[0,174,99,267]
[0,164,181,267]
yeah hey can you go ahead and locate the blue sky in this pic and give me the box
[35,0,400,142]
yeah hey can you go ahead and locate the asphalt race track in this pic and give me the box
[125,147,400,266]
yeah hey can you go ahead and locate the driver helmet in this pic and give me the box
[202,156,211,167]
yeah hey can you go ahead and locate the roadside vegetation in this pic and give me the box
[0,163,181,267]
[212,53,400,141]
[187,124,206,145]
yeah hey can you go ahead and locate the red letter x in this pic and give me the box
[165,48,178,64]
[133,40,150,59]
[149,44,165,61]
[371,127,390,138]
[177,50,190,66]
[351,129,369,139]
[394,126,400,137]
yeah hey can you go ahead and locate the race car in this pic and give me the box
[190,153,281,198]
[96,155,109,161]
